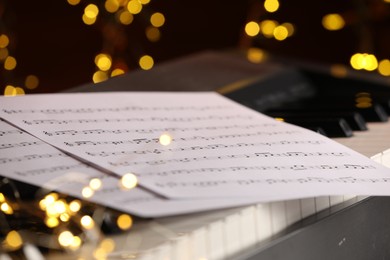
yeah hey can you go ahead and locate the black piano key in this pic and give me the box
[281,118,353,137]
[266,111,367,131]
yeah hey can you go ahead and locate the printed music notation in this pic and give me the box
[2,92,390,202]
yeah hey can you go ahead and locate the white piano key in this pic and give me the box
[239,206,258,248]
[207,220,225,260]
[300,198,316,218]
[315,196,330,212]
[285,199,302,225]
[270,201,287,234]
[371,153,383,163]
[380,149,390,167]
[223,213,242,257]
[329,195,344,206]
[172,235,191,260]
[189,228,208,260]
[255,203,272,242]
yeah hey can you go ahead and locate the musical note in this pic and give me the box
[0,129,24,136]
[0,153,65,164]
[0,141,43,149]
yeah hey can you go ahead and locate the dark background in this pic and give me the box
[1,0,389,93]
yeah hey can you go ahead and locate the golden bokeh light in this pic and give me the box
[95,54,112,71]
[25,75,39,89]
[0,193,4,202]
[117,214,133,230]
[146,26,161,42]
[127,0,143,14]
[118,10,134,25]
[4,85,17,96]
[5,231,23,250]
[264,0,280,13]
[60,213,71,222]
[350,53,378,71]
[139,0,151,4]
[159,133,172,146]
[54,200,67,214]
[281,22,295,36]
[81,215,95,229]
[69,236,82,250]
[1,202,13,214]
[89,178,103,190]
[69,200,82,213]
[45,217,60,228]
[322,14,345,31]
[84,4,99,19]
[82,14,96,25]
[139,55,154,70]
[260,20,278,38]
[82,186,95,198]
[58,231,74,247]
[0,34,10,48]
[150,12,165,27]
[120,173,138,190]
[4,56,17,70]
[247,48,266,63]
[0,48,9,60]
[93,71,109,83]
[330,64,348,78]
[111,68,125,77]
[273,25,288,41]
[245,21,260,37]
[105,0,120,13]
[100,238,116,253]
[67,0,81,5]
[378,59,390,76]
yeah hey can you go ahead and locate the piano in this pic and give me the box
[2,50,390,259]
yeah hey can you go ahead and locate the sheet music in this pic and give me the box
[1,92,390,201]
[0,119,269,217]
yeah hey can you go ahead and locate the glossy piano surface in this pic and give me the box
[2,50,390,260]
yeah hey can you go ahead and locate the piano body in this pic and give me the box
[3,50,390,259]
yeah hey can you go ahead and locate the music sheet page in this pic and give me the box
[1,92,390,202]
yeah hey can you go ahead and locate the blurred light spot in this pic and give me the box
[281,23,294,36]
[46,193,58,204]
[118,10,134,25]
[385,0,390,3]
[82,186,94,198]
[330,64,348,78]
[146,26,161,42]
[350,53,378,71]
[159,133,172,146]
[0,193,4,202]
[15,87,25,95]
[67,0,81,5]
[264,0,280,13]
[245,21,260,37]
[1,202,13,214]
[45,217,60,228]
[120,173,138,190]
[5,231,23,250]
[378,59,390,76]
[139,55,154,70]
[273,25,288,41]
[111,68,125,77]
[261,20,278,38]
[95,54,112,71]
[46,203,59,217]
[93,71,109,83]
[247,48,266,63]
[0,34,9,48]
[69,236,82,250]
[150,12,165,27]
[58,231,74,247]
[0,48,9,60]
[89,178,103,190]
[105,0,120,13]
[275,117,285,121]
[82,14,96,25]
[85,4,99,19]
[100,239,115,253]
[356,102,372,108]
[81,215,95,229]
[322,14,345,31]
[54,200,67,214]
[4,85,17,96]
[60,213,70,222]
[117,214,133,230]
[25,75,39,89]
[127,0,142,14]
[139,0,151,4]
[69,200,82,213]
[4,56,17,70]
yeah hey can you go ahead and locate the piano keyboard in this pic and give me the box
[34,51,390,259]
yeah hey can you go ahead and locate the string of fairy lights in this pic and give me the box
[243,0,390,77]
